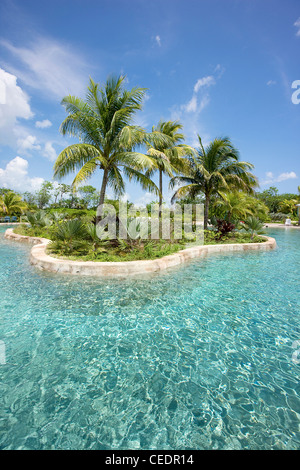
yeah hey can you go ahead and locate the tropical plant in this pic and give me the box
[26,210,51,228]
[48,211,66,224]
[54,75,167,222]
[269,212,290,222]
[85,222,110,251]
[215,219,236,238]
[0,191,27,216]
[145,120,193,218]
[212,192,254,222]
[278,199,298,217]
[171,135,257,229]
[241,216,265,239]
[50,219,88,253]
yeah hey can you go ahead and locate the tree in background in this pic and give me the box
[36,181,54,209]
[171,135,257,229]
[0,191,27,216]
[145,120,193,218]
[78,185,99,208]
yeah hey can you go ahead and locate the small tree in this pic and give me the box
[242,216,265,239]
[36,181,54,209]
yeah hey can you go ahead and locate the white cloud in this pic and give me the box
[120,192,131,202]
[194,75,215,93]
[184,94,198,113]
[277,171,297,182]
[16,134,58,162]
[134,191,156,207]
[262,171,297,186]
[17,135,41,155]
[35,119,52,129]
[267,80,276,86]
[181,74,218,115]
[197,95,210,113]
[42,142,57,162]
[170,68,223,147]
[0,156,44,192]
[0,68,33,146]
[1,37,91,99]
[294,18,300,36]
[155,35,161,47]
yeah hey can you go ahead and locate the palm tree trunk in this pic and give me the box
[96,168,109,224]
[159,168,163,238]
[159,168,163,218]
[204,194,210,230]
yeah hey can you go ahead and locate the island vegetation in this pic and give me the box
[1,75,300,261]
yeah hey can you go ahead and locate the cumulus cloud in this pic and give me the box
[0,68,33,146]
[0,156,44,192]
[42,142,57,162]
[35,119,52,129]
[277,171,297,182]
[17,135,41,155]
[134,191,156,207]
[16,132,58,162]
[262,171,297,186]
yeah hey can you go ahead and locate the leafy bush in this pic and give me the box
[269,212,290,222]
[240,216,265,239]
[26,210,51,228]
[215,219,235,238]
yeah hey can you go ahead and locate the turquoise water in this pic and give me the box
[0,226,299,450]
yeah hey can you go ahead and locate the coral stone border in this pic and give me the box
[4,228,277,277]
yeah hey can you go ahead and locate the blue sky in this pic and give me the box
[0,0,299,204]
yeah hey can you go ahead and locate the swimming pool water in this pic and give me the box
[0,226,299,449]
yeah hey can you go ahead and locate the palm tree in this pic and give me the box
[242,216,265,239]
[54,75,164,222]
[145,120,193,218]
[0,192,27,216]
[171,135,257,229]
[213,192,254,223]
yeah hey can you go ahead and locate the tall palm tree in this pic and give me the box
[171,135,257,229]
[54,75,165,221]
[145,120,193,218]
[0,192,27,216]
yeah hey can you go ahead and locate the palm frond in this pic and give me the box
[53,144,105,179]
[71,157,101,189]
[123,166,159,196]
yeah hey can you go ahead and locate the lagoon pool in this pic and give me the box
[0,225,299,450]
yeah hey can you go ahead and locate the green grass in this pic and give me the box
[13,224,54,239]
[47,240,186,262]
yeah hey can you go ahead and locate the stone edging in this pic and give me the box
[4,228,277,277]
